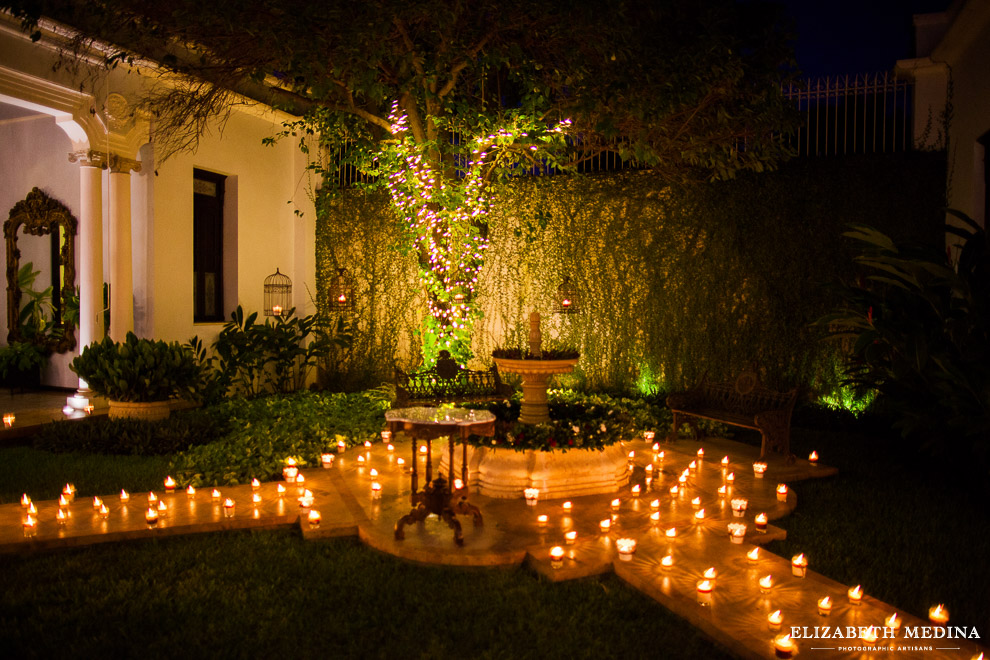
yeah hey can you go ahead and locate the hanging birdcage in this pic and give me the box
[263,268,292,316]
[554,276,581,314]
[328,267,354,312]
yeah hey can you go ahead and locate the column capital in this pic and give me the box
[68,149,108,168]
[109,153,142,174]
[68,149,142,173]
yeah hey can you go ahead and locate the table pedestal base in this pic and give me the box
[394,475,483,546]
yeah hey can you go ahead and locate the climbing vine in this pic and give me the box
[316,152,945,396]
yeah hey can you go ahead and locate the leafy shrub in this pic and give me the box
[189,306,348,401]
[71,332,201,402]
[457,390,665,452]
[821,213,990,464]
[170,390,391,487]
[32,408,230,456]
[0,341,47,380]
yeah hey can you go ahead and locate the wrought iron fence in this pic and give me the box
[782,72,914,157]
[323,72,917,187]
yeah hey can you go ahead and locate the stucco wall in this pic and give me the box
[940,9,990,227]
[149,108,315,348]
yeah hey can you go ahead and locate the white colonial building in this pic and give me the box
[0,12,316,401]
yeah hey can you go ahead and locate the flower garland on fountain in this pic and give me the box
[459,390,658,452]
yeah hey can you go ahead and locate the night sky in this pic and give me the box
[774,0,954,78]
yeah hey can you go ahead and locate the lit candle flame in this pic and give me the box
[721,456,729,466]
[616,538,636,554]
[164,476,176,490]
[665,527,677,538]
[661,554,674,567]
[747,547,760,561]
[251,478,260,490]
[119,490,129,502]
[760,575,774,590]
[929,604,948,624]
[694,509,705,520]
[550,546,565,561]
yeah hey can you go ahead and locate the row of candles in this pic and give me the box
[642,433,819,468]
[19,470,325,535]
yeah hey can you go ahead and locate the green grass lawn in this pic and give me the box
[0,531,734,659]
[2,406,988,657]
[767,423,990,634]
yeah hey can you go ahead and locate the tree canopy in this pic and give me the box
[7,0,797,180]
[6,0,799,364]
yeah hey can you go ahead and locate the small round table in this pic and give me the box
[385,407,495,546]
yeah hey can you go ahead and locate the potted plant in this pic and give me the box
[0,341,48,391]
[70,332,201,420]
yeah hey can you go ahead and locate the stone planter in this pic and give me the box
[108,400,172,421]
[440,443,630,499]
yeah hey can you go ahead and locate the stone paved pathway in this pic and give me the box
[2,434,984,660]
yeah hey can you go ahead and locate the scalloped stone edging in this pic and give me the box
[440,443,631,499]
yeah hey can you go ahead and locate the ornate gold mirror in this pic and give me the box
[4,188,78,353]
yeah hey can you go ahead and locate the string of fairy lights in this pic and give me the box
[384,101,571,365]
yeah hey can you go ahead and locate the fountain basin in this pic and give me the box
[440,443,630,499]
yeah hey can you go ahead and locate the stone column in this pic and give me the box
[66,150,107,410]
[108,154,141,340]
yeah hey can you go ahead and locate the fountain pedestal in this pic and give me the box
[492,312,577,424]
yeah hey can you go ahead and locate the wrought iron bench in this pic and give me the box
[666,369,798,459]
[395,350,513,406]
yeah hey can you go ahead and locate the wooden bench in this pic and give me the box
[666,369,798,459]
[395,350,513,406]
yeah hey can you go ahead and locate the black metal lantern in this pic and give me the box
[554,276,581,314]
[264,268,292,316]
[328,267,354,312]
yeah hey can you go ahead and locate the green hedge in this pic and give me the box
[317,152,945,396]
[33,408,230,456]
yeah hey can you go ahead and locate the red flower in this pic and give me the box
[549,439,557,448]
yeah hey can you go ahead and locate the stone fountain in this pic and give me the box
[491,312,579,424]
[440,311,629,499]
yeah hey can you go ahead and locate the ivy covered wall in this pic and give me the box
[316,152,945,396]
